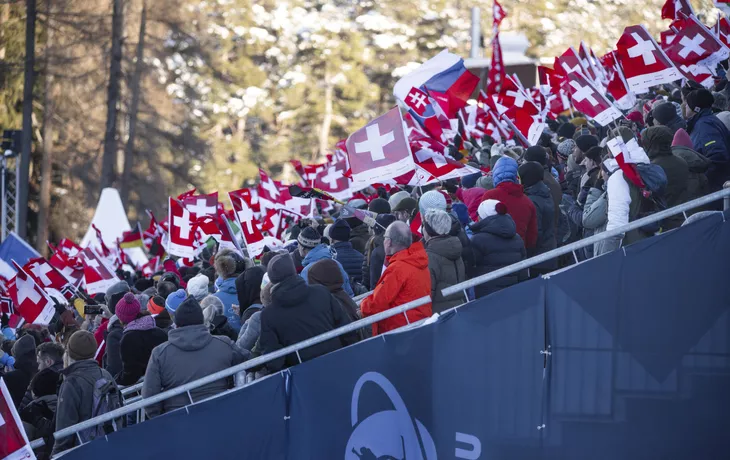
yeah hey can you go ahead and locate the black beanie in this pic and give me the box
[174,296,204,327]
[268,253,297,284]
[524,146,548,166]
[575,134,599,153]
[105,281,130,315]
[686,89,714,113]
[584,146,603,164]
[31,367,60,397]
[556,123,577,140]
[652,102,677,125]
[518,161,545,188]
[368,198,391,215]
[329,219,351,242]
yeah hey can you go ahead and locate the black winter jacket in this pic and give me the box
[362,237,386,290]
[424,235,466,313]
[4,335,37,408]
[259,276,358,372]
[332,241,365,284]
[118,325,168,385]
[103,319,123,379]
[210,314,239,341]
[348,224,370,255]
[524,181,557,274]
[470,213,527,298]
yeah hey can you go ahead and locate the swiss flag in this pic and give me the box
[662,14,729,68]
[141,256,160,277]
[228,189,266,257]
[577,42,599,82]
[57,238,82,258]
[24,257,75,300]
[557,46,589,76]
[660,29,678,47]
[538,65,564,94]
[492,0,507,28]
[676,62,714,88]
[9,261,56,326]
[567,72,623,127]
[661,0,695,20]
[49,249,84,287]
[81,247,118,295]
[313,160,351,201]
[167,197,196,258]
[605,60,637,111]
[345,107,415,188]
[616,25,681,93]
[183,192,219,220]
[0,378,35,460]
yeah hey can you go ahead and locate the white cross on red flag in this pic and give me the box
[345,107,415,189]
[616,25,681,94]
[9,260,56,326]
[228,189,266,258]
[662,15,729,68]
[81,247,118,295]
[183,192,218,220]
[48,249,84,287]
[167,197,196,258]
[486,32,506,96]
[661,0,695,20]
[567,72,623,126]
[492,0,507,29]
[605,59,637,111]
[557,46,589,76]
[714,16,730,48]
[23,257,74,300]
[313,160,351,201]
[676,62,715,88]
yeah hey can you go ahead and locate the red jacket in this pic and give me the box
[360,241,432,335]
[93,317,109,366]
[480,182,538,248]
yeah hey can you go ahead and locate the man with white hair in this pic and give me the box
[422,209,466,313]
[360,221,432,335]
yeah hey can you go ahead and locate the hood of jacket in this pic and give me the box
[11,334,37,370]
[524,181,551,200]
[671,145,711,173]
[461,187,486,210]
[643,126,674,159]
[350,223,369,240]
[496,181,526,198]
[302,244,332,267]
[236,266,265,311]
[471,213,517,239]
[390,241,429,270]
[425,235,463,261]
[216,277,237,295]
[167,324,213,351]
[687,108,714,133]
[270,275,310,308]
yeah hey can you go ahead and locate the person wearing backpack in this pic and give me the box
[53,330,122,456]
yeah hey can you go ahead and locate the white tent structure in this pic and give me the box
[81,188,148,267]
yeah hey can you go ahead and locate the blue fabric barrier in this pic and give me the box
[61,212,730,459]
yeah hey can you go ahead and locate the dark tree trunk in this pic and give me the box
[36,0,54,255]
[100,0,125,192]
[18,0,37,239]
[121,0,146,209]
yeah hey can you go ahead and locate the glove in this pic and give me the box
[0,349,15,369]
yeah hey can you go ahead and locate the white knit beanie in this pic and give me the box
[477,199,505,220]
[186,274,210,302]
[418,190,447,215]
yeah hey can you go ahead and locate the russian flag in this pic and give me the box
[394,50,479,119]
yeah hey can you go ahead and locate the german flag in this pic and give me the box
[119,223,144,249]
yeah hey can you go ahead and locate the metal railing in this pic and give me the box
[53,295,431,443]
[442,185,730,297]
[118,290,377,398]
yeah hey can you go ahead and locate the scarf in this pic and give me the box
[124,314,156,332]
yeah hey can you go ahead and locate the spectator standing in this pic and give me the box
[213,250,245,332]
[298,226,355,296]
[519,161,557,276]
[643,126,690,230]
[422,210,466,313]
[329,219,365,283]
[360,222,432,335]
[116,293,168,385]
[362,213,397,291]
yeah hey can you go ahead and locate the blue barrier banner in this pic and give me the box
[61,371,288,459]
[0,232,39,278]
[543,213,730,459]
[286,278,545,460]
[61,212,730,460]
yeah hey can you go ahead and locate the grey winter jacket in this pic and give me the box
[53,360,118,456]
[236,309,262,352]
[580,187,607,259]
[142,324,249,418]
[424,235,466,313]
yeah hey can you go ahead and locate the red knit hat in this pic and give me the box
[116,292,141,324]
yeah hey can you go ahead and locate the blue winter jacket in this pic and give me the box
[687,108,730,191]
[300,244,354,296]
[332,241,365,284]
[213,277,242,332]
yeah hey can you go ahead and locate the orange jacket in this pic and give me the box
[360,241,432,335]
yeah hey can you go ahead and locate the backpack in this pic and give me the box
[628,163,668,234]
[77,370,125,443]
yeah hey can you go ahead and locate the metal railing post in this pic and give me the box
[724,182,730,211]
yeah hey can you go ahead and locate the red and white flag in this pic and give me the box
[567,72,623,126]
[0,378,35,460]
[23,257,74,300]
[9,261,56,326]
[714,15,730,48]
[313,159,352,201]
[557,46,589,76]
[167,197,196,258]
[345,107,415,189]
[677,62,715,88]
[257,169,285,214]
[228,189,266,258]
[661,0,695,20]
[141,256,160,277]
[578,42,599,82]
[56,238,82,258]
[80,247,118,295]
[616,25,681,93]
[48,249,84,287]
[486,32,506,96]
[183,192,218,220]
[492,0,507,29]
[663,14,729,68]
